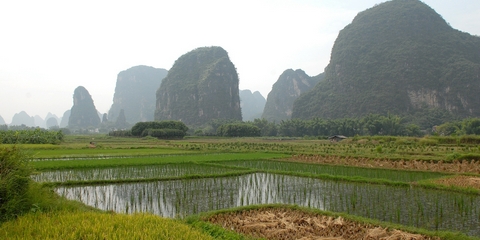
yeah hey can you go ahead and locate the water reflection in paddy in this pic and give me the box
[57,173,480,237]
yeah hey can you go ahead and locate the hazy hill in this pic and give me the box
[45,113,60,125]
[155,46,242,126]
[292,0,480,128]
[46,117,59,128]
[240,90,266,121]
[59,110,70,128]
[262,69,323,122]
[68,86,101,128]
[11,111,35,127]
[34,115,45,128]
[108,65,168,124]
[0,115,5,125]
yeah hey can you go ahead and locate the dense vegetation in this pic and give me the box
[293,0,480,126]
[0,128,64,144]
[216,123,261,137]
[108,65,168,124]
[155,46,242,126]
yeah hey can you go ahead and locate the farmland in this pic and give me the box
[2,135,480,239]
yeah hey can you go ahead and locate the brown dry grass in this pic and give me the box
[433,175,480,190]
[289,155,480,174]
[208,208,438,240]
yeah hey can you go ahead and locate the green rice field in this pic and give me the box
[4,135,480,239]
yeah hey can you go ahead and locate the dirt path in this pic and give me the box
[208,208,438,240]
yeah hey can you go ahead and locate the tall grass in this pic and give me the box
[0,146,33,221]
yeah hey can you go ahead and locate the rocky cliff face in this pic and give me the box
[68,86,101,128]
[108,65,168,124]
[262,69,323,122]
[292,0,480,125]
[240,90,266,121]
[155,47,242,126]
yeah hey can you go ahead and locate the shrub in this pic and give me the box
[131,121,188,136]
[0,147,33,222]
[217,123,261,137]
[141,128,186,139]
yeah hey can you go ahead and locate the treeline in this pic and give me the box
[435,118,480,136]
[105,115,480,139]
[192,114,420,138]
[109,121,188,139]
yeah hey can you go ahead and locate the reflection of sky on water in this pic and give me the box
[56,173,480,236]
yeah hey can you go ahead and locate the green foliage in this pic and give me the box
[131,121,188,136]
[142,128,186,139]
[108,130,133,137]
[0,129,64,144]
[276,114,414,137]
[217,123,261,137]
[0,147,32,221]
[436,118,480,137]
[249,118,278,136]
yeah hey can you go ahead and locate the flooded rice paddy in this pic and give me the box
[56,173,480,236]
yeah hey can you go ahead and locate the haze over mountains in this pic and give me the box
[2,0,480,131]
[108,66,168,124]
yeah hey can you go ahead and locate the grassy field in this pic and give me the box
[2,134,480,239]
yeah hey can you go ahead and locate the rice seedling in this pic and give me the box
[31,152,288,170]
[56,173,480,236]
[218,159,448,183]
[32,163,243,183]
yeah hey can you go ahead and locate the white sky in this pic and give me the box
[1,0,479,124]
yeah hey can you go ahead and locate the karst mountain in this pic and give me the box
[155,47,242,126]
[292,0,480,128]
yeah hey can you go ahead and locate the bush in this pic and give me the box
[108,130,133,137]
[0,147,33,222]
[217,123,261,137]
[131,121,188,136]
[141,128,186,139]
